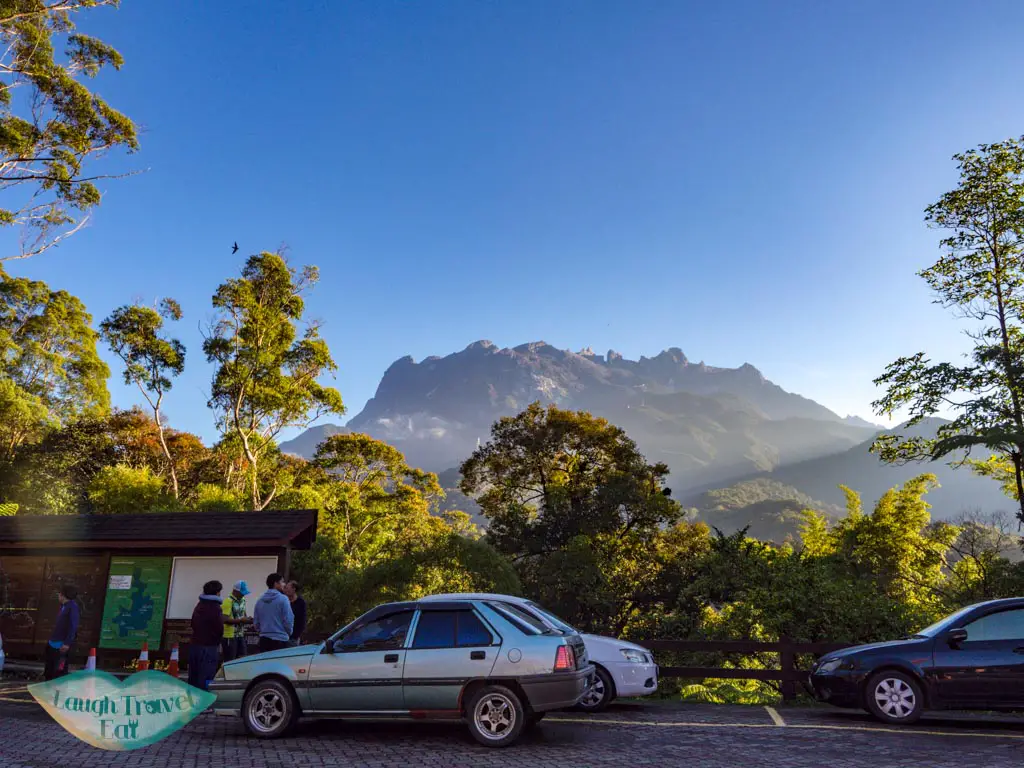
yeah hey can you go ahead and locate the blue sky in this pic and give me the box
[8,0,1024,443]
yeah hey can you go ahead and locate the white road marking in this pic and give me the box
[765,706,786,726]
[546,716,1024,740]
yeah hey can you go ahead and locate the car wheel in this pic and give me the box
[243,679,298,738]
[576,666,614,712]
[466,685,525,747]
[865,670,924,724]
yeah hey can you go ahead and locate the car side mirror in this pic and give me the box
[947,628,968,647]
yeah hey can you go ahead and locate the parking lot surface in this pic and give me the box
[3,681,1024,767]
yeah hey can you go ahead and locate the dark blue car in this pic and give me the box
[810,597,1024,723]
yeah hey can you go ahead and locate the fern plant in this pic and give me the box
[677,678,778,705]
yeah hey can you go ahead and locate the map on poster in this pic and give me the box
[99,558,171,650]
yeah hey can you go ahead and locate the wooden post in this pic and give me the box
[780,636,796,702]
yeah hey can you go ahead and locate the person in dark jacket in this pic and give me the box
[284,580,307,646]
[188,580,225,691]
[45,585,80,680]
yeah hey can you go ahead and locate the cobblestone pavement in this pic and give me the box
[3,685,1024,767]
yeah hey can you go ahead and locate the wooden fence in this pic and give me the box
[300,633,851,702]
[638,638,852,701]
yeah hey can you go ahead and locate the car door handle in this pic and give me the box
[470,651,486,661]
[384,653,400,663]
[1013,647,1024,655]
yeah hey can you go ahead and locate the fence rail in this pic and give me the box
[301,634,850,701]
[634,638,853,701]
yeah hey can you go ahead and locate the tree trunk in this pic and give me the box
[153,404,179,500]
[1012,452,1024,525]
[989,246,1024,524]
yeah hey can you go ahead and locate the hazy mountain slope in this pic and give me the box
[697,418,1014,521]
[686,478,842,543]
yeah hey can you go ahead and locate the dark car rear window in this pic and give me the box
[486,601,548,635]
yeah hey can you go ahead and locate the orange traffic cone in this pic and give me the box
[85,647,96,671]
[138,641,150,672]
[167,644,179,678]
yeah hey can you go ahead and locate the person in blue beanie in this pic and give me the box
[253,573,293,653]
[45,585,79,680]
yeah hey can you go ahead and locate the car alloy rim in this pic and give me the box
[249,689,287,733]
[474,693,516,740]
[873,678,916,718]
[581,676,605,708]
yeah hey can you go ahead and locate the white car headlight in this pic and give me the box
[816,658,842,675]
[620,649,647,663]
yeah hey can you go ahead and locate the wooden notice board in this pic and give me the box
[0,555,46,644]
[33,555,109,651]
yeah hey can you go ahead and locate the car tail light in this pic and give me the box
[554,644,575,671]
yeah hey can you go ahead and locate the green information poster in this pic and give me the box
[99,557,172,650]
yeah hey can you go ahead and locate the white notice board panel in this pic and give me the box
[165,556,279,619]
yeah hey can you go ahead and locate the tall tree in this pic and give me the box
[0,1,138,260]
[872,137,1024,523]
[100,299,185,497]
[0,265,108,456]
[312,433,443,568]
[203,251,344,509]
[461,402,681,632]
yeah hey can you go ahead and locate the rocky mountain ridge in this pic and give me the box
[283,340,876,487]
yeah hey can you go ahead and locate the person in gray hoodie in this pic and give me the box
[253,573,294,653]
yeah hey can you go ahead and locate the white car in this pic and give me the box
[421,593,657,711]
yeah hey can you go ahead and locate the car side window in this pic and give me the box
[456,611,493,647]
[335,611,414,652]
[964,609,1024,642]
[412,611,457,649]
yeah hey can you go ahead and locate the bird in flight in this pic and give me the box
[232,242,239,254]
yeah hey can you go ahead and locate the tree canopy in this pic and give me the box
[461,402,682,633]
[0,265,108,457]
[0,0,138,260]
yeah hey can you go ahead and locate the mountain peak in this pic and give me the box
[738,362,764,380]
[655,347,688,364]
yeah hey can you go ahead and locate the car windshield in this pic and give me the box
[526,601,577,634]
[914,603,982,637]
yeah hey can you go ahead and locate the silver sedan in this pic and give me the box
[209,597,595,747]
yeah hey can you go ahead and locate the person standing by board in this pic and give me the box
[45,585,79,680]
[188,580,225,691]
[221,580,252,661]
